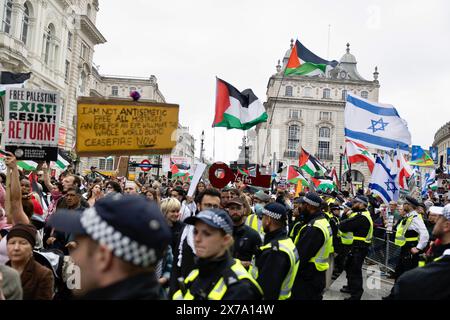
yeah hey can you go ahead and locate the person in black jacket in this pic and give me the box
[253,202,299,300]
[290,192,331,300]
[225,198,261,269]
[48,195,171,300]
[339,195,373,300]
[393,204,450,300]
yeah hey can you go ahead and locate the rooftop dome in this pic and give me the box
[340,43,357,64]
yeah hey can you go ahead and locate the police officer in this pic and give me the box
[290,192,333,300]
[339,195,373,300]
[332,201,353,280]
[393,196,429,279]
[225,198,262,269]
[251,203,299,300]
[392,203,450,299]
[173,209,263,300]
[48,194,172,299]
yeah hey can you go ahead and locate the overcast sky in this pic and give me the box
[93,0,450,163]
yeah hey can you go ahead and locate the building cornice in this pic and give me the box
[268,74,379,87]
[265,96,346,108]
[433,121,450,146]
[79,15,106,45]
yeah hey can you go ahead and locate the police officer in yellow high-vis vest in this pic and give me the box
[172,209,263,300]
[290,192,333,300]
[338,195,373,300]
[393,196,429,279]
[392,203,450,300]
[251,202,299,300]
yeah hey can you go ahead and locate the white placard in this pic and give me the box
[187,163,207,197]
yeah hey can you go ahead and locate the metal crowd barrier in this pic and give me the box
[366,227,400,273]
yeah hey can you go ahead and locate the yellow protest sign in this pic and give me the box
[76,97,179,156]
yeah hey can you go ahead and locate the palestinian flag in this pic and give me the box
[311,177,336,192]
[171,164,187,179]
[213,78,267,130]
[299,148,327,177]
[284,40,338,77]
[287,165,309,186]
[0,149,38,171]
[52,153,70,170]
[345,139,375,172]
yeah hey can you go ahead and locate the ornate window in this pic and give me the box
[287,125,300,152]
[285,85,293,97]
[111,86,118,96]
[43,24,55,65]
[318,127,331,160]
[342,89,347,101]
[21,2,30,44]
[361,90,369,99]
[2,0,12,34]
[64,60,70,82]
[322,88,331,99]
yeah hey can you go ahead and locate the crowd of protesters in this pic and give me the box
[0,153,449,300]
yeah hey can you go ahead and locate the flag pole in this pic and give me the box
[213,127,216,162]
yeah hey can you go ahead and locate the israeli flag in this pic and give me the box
[421,171,436,196]
[369,156,399,204]
[344,93,411,152]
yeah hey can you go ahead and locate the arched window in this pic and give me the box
[361,91,369,99]
[322,88,331,99]
[21,2,30,44]
[285,85,293,97]
[342,89,347,101]
[318,127,331,160]
[43,24,55,65]
[287,125,300,154]
[2,0,12,34]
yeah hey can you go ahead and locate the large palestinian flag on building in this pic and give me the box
[213,78,267,130]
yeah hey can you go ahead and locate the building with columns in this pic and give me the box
[251,40,381,187]
[0,0,105,150]
[433,122,450,169]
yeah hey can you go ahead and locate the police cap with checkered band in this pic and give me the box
[48,194,171,268]
[185,209,234,235]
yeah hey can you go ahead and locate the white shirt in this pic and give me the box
[406,211,429,251]
[179,201,196,222]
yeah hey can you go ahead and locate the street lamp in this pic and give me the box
[200,130,205,163]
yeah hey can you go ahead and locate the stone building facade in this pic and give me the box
[433,121,450,169]
[252,40,381,186]
[0,0,105,149]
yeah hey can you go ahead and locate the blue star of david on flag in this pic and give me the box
[385,180,398,193]
[368,118,389,133]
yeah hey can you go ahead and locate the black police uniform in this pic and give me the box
[290,211,327,300]
[393,247,450,300]
[180,254,262,300]
[254,228,292,299]
[339,208,371,300]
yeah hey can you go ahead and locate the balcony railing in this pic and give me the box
[315,153,333,161]
[284,151,299,158]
